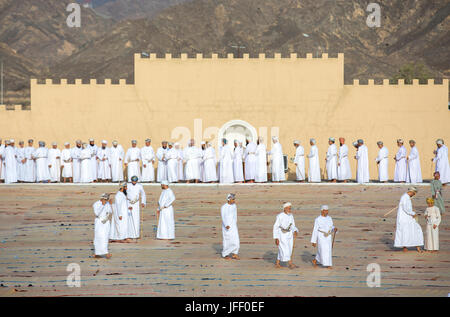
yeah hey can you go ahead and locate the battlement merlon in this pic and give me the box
[133,52,344,60]
[348,78,449,86]
[30,79,130,86]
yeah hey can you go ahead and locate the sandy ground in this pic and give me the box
[0,183,448,297]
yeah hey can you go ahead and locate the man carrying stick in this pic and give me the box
[110,182,131,243]
[393,187,424,253]
[273,202,298,269]
[311,205,337,269]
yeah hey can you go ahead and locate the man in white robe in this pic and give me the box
[221,193,240,260]
[200,141,207,182]
[156,141,168,182]
[184,139,201,183]
[110,141,124,182]
[167,143,179,183]
[325,137,338,182]
[48,142,61,183]
[93,193,113,258]
[125,140,141,182]
[0,139,4,182]
[273,202,298,269]
[268,136,285,182]
[394,139,407,182]
[219,139,234,184]
[203,142,218,183]
[61,142,72,183]
[80,143,93,183]
[175,143,184,181]
[432,139,450,184]
[33,141,50,183]
[337,138,351,182]
[110,182,131,243]
[307,138,321,182]
[71,140,82,183]
[393,187,424,252]
[255,137,268,183]
[157,181,176,240]
[233,140,244,183]
[244,137,257,182]
[3,140,17,184]
[16,141,26,182]
[23,139,36,183]
[127,176,146,240]
[407,140,422,183]
[141,139,155,182]
[355,139,370,183]
[88,139,98,182]
[293,140,305,182]
[311,205,337,269]
[97,140,111,182]
[375,141,389,182]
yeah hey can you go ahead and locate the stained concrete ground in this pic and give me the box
[0,183,448,297]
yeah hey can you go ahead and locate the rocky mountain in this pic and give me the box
[0,0,449,105]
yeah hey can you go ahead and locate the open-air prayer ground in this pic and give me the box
[0,183,448,297]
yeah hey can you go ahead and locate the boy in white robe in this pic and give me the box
[423,197,440,252]
[325,137,338,182]
[93,193,113,258]
[96,140,111,182]
[126,176,146,240]
[407,140,422,183]
[293,140,305,181]
[394,139,407,182]
[124,140,141,182]
[273,202,298,269]
[337,138,351,182]
[156,141,168,182]
[157,181,176,240]
[141,139,155,182]
[110,182,131,243]
[233,141,244,183]
[48,142,61,183]
[311,205,337,269]
[307,138,321,182]
[393,187,424,252]
[221,193,240,260]
[375,141,389,182]
[61,142,73,182]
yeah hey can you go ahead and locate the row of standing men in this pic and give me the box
[0,137,449,184]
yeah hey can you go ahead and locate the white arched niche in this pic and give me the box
[217,120,258,147]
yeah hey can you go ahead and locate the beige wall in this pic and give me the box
[0,53,448,180]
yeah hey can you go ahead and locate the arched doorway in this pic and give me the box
[218,120,258,147]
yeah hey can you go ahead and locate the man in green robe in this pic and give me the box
[430,172,445,214]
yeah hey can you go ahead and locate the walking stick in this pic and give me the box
[332,229,337,248]
[154,207,160,238]
[383,206,397,217]
[140,204,144,239]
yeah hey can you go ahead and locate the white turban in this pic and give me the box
[52,142,57,146]
[227,193,236,201]
[161,180,169,186]
[397,139,404,144]
[201,141,206,145]
[119,182,127,189]
[377,141,383,145]
[100,193,110,200]
[329,137,335,142]
[407,187,418,193]
[89,138,94,142]
[272,136,278,142]
[310,138,316,144]
[293,140,300,145]
[321,205,329,211]
[64,142,70,146]
[436,139,443,145]
[112,140,118,145]
[102,140,107,144]
[283,202,292,209]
